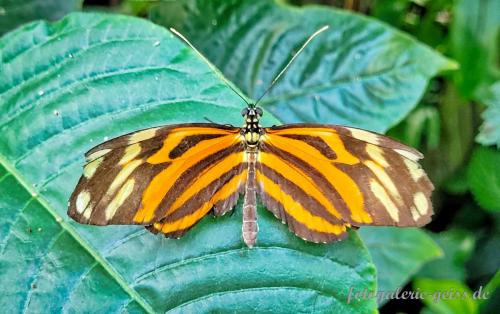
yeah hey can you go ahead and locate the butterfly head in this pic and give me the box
[241,105,263,122]
[241,104,263,147]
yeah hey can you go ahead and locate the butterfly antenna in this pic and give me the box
[203,116,216,123]
[254,25,330,106]
[169,28,251,106]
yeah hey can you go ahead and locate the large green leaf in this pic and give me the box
[149,0,456,133]
[467,146,500,212]
[0,13,377,313]
[451,0,500,99]
[0,0,82,35]
[359,227,442,305]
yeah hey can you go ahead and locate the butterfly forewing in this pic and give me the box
[257,124,434,243]
[68,123,246,236]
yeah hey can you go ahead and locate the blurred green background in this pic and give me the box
[0,0,498,313]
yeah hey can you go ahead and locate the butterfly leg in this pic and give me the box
[242,151,258,247]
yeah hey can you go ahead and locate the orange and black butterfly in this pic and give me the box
[68,26,433,247]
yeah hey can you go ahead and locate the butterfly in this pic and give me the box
[68,26,433,248]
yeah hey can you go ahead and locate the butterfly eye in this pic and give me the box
[241,108,248,116]
[256,107,263,116]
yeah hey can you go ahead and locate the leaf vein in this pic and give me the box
[0,156,156,314]
[13,98,231,166]
[133,246,364,284]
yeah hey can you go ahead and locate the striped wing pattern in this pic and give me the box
[69,122,433,244]
[68,123,247,238]
[257,124,434,243]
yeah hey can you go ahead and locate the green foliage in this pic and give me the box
[0,0,82,35]
[415,269,500,314]
[414,278,478,314]
[388,105,441,150]
[359,227,442,305]
[372,0,454,49]
[443,167,469,195]
[1,0,498,312]
[466,214,500,289]
[467,147,500,212]
[476,81,500,147]
[450,0,500,99]
[0,12,379,313]
[449,0,500,150]
[484,270,500,300]
[417,230,475,281]
[149,0,456,133]
[481,270,500,312]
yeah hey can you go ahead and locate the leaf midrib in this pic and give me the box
[0,154,156,314]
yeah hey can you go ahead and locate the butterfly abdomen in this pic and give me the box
[242,151,258,248]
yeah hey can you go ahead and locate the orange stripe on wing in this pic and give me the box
[154,169,248,233]
[166,152,245,216]
[256,170,346,235]
[259,151,342,219]
[147,127,239,164]
[264,128,359,164]
[133,133,241,224]
[262,134,372,224]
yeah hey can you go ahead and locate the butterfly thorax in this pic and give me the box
[241,105,263,150]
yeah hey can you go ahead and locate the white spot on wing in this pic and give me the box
[84,158,103,179]
[403,158,425,182]
[410,206,420,221]
[83,207,92,220]
[370,179,399,222]
[364,161,402,205]
[107,160,142,197]
[413,192,429,216]
[105,179,135,221]
[128,128,159,144]
[119,143,141,165]
[349,128,380,145]
[76,191,91,214]
[366,144,389,167]
[86,149,111,162]
[395,148,421,162]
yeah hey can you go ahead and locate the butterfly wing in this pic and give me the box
[258,124,434,243]
[68,123,246,237]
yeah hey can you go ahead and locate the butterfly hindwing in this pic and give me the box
[68,123,246,237]
[256,146,348,243]
[258,124,434,243]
